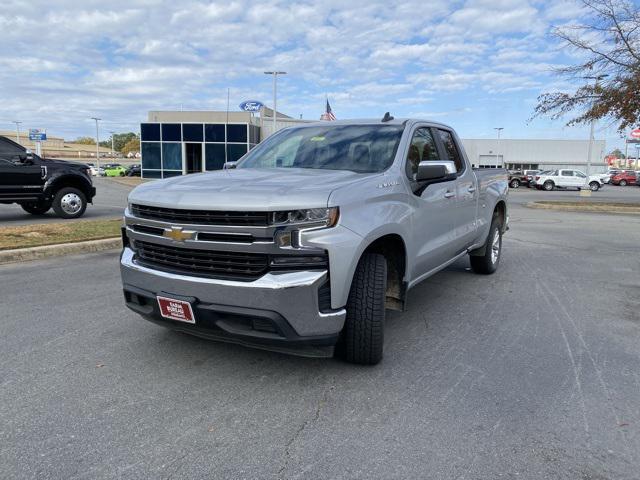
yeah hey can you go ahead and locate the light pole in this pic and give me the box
[494,127,504,167]
[264,71,287,136]
[584,74,608,191]
[12,121,22,145]
[91,117,101,169]
[109,131,115,157]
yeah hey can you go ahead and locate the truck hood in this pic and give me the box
[128,168,374,211]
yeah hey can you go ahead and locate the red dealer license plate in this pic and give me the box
[157,296,195,324]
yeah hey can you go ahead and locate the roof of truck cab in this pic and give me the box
[291,118,455,129]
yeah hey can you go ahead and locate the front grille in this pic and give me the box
[134,241,269,280]
[131,204,270,226]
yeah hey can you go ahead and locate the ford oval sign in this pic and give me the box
[239,100,264,112]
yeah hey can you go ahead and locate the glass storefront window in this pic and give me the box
[227,124,247,143]
[162,124,181,142]
[162,143,182,170]
[141,170,162,179]
[141,142,161,169]
[140,123,160,141]
[205,124,225,142]
[227,144,247,162]
[205,144,226,170]
[183,123,203,142]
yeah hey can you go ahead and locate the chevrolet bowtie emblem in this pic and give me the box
[163,226,196,242]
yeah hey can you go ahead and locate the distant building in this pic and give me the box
[0,130,112,158]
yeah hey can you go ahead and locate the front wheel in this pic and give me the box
[589,181,600,191]
[470,219,502,275]
[52,187,87,219]
[21,201,52,215]
[340,253,387,365]
[619,180,627,186]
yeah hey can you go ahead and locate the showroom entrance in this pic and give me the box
[185,143,202,174]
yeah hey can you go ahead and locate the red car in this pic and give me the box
[610,171,637,186]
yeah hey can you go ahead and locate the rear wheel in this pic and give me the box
[52,187,87,219]
[619,180,627,186]
[340,253,387,365]
[543,181,554,191]
[509,179,520,188]
[470,218,502,275]
[21,201,52,215]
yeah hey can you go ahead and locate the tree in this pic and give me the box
[121,138,140,155]
[533,0,640,133]
[609,148,625,158]
[73,136,97,145]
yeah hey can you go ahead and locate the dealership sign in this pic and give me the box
[28,129,46,141]
[239,100,264,112]
[630,128,640,139]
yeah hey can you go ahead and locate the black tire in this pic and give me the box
[20,201,52,215]
[543,181,554,191]
[619,180,627,186]
[341,253,387,365]
[52,187,87,219]
[470,218,502,275]
[589,181,600,191]
[509,179,520,188]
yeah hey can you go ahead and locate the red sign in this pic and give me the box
[157,296,195,324]
[630,128,640,139]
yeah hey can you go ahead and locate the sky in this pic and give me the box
[0,0,629,151]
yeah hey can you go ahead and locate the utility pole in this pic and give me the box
[91,117,101,170]
[109,131,115,157]
[12,121,22,145]
[494,127,504,167]
[584,74,608,192]
[264,71,287,136]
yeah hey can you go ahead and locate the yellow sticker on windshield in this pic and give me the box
[310,136,325,142]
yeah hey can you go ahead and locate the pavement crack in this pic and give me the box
[278,382,335,479]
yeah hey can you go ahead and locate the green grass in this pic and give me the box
[0,219,122,251]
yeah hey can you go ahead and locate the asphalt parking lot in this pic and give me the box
[1,196,639,479]
[0,178,129,225]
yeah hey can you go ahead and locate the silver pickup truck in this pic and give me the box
[120,118,508,364]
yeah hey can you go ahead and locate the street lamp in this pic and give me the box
[264,71,287,135]
[109,131,115,157]
[584,74,608,191]
[494,127,504,167]
[12,121,22,145]
[91,117,101,170]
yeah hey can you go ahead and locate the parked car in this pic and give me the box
[87,164,105,176]
[610,171,637,186]
[0,136,95,218]
[527,170,553,189]
[103,165,128,177]
[126,164,141,177]
[523,170,540,187]
[120,118,509,364]
[508,170,525,188]
[534,169,604,191]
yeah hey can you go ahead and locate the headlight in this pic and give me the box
[270,207,339,227]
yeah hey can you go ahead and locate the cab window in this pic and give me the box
[436,129,464,173]
[561,170,574,176]
[405,127,438,180]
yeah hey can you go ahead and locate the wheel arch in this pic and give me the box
[45,174,94,201]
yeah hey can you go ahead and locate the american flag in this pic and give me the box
[320,99,336,121]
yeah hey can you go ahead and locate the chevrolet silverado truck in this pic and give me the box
[0,135,95,218]
[120,118,508,364]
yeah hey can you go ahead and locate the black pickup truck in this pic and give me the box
[0,135,96,219]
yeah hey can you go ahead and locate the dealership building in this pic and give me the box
[140,110,608,178]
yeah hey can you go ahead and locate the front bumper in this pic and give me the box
[120,247,346,356]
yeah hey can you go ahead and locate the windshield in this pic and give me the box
[237,124,404,173]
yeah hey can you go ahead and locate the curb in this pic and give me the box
[0,237,122,265]
[526,201,640,215]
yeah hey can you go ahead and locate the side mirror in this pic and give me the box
[223,162,238,170]
[416,160,456,182]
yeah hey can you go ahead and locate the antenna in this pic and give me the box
[381,112,394,122]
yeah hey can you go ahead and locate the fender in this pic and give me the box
[44,172,95,202]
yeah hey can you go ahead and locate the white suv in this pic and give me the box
[535,169,604,191]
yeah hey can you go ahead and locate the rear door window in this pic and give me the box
[436,129,464,173]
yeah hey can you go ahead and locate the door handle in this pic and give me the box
[467,186,476,193]
[444,191,456,199]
